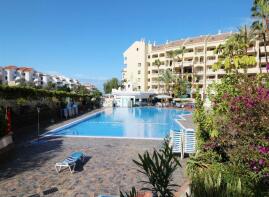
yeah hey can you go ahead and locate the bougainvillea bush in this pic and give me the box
[189,74,269,196]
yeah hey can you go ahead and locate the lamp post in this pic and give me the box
[37,106,40,142]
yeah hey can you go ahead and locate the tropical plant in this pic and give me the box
[189,172,246,197]
[172,79,189,98]
[158,69,175,94]
[167,47,186,78]
[193,92,211,148]
[213,31,256,73]
[73,85,91,94]
[46,81,57,90]
[0,85,96,100]
[132,138,181,196]
[153,59,162,92]
[251,0,269,72]
[120,187,137,197]
[103,77,120,93]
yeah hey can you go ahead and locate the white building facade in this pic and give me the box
[122,32,268,98]
[0,65,81,89]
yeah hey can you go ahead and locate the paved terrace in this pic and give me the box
[0,137,188,196]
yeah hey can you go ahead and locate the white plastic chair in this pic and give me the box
[184,129,196,154]
[170,130,183,157]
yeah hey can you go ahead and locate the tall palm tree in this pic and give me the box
[213,33,256,74]
[166,47,186,79]
[237,25,256,73]
[251,0,269,72]
[159,69,175,95]
[177,46,186,80]
[153,59,162,92]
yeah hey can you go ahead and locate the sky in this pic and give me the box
[0,0,253,90]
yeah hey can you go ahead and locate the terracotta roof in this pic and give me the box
[152,32,233,51]
[4,65,17,70]
[207,32,232,42]
[184,35,208,45]
[17,67,33,72]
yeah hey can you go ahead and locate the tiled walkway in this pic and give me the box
[0,137,188,196]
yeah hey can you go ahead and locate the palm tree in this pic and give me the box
[159,69,175,95]
[153,59,162,92]
[166,47,186,78]
[237,25,256,73]
[213,33,256,73]
[251,0,269,72]
[177,46,186,79]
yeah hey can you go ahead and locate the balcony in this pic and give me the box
[260,56,269,63]
[184,52,194,58]
[183,61,193,66]
[206,60,217,65]
[260,46,269,53]
[206,50,215,56]
[247,47,256,53]
[195,70,204,75]
[194,61,204,66]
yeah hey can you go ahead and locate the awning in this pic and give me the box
[155,95,172,99]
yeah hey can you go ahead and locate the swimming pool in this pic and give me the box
[44,107,191,139]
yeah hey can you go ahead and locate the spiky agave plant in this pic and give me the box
[132,138,181,196]
[120,187,137,197]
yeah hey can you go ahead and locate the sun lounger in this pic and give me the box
[55,151,85,173]
[170,130,183,155]
[184,129,196,154]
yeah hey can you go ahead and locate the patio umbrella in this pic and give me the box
[155,95,172,99]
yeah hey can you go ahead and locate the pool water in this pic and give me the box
[46,107,190,139]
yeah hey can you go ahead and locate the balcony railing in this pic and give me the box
[260,46,269,53]
[183,61,193,66]
[206,60,217,65]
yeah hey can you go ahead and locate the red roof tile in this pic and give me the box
[4,65,17,70]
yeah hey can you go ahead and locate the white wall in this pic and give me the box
[123,40,149,91]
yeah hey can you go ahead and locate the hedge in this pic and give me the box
[0,85,96,100]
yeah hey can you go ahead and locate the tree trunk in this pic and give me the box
[157,65,160,93]
[259,46,262,74]
[181,54,184,80]
[263,33,268,73]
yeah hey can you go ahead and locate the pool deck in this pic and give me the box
[0,137,188,196]
[0,107,194,196]
[177,113,195,130]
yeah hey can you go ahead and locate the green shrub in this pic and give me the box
[189,172,247,197]
[121,138,181,197]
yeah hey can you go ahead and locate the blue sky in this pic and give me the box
[0,0,252,90]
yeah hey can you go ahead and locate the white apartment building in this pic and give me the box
[122,32,268,98]
[123,39,149,91]
[0,65,80,89]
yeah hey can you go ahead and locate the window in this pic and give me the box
[136,48,139,51]
[138,63,141,67]
[138,70,141,74]
[148,55,150,59]
[124,57,127,60]
[148,71,150,74]
[159,53,165,57]
[152,54,158,58]
[148,79,150,82]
